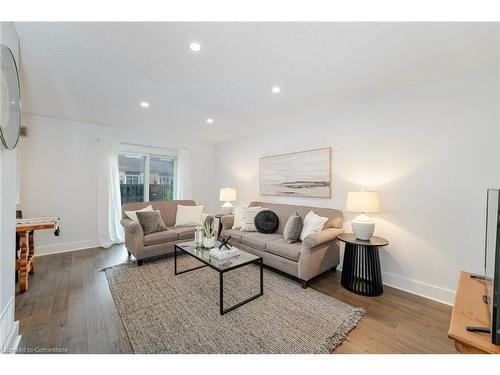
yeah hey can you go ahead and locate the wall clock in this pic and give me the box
[0,44,21,150]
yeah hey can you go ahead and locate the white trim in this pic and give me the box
[338,264,455,306]
[144,154,150,201]
[119,143,177,157]
[35,239,100,256]
[1,297,21,353]
[4,322,21,353]
[381,271,455,306]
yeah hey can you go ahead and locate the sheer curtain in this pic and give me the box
[175,148,193,200]
[97,138,124,248]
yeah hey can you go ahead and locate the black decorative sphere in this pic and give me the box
[254,210,279,234]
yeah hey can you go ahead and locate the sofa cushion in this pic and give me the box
[266,238,302,261]
[175,205,204,226]
[255,210,279,234]
[283,212,303,243]
[167,226,196,240]
[144,230,178,246]
[242,232,282,252]
[240,207,265,232]
[247,201,343,234]
[124,205,153,222]
[136,210,168,235]
[122,200,198,226]
[300,211,329,241]
[221,228,243,243]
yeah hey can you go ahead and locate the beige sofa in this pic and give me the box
[121,200,211,265]
[220,202,344,288]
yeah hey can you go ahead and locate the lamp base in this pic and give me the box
[351,214,375,240]
[221,201,233,215]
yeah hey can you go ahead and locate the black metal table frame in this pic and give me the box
[174,244,263,315]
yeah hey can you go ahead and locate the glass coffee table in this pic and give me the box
[174,241,263,315]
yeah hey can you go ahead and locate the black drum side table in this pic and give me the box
[338,233,389,297]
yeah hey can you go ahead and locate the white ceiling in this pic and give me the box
[15,22,498,143]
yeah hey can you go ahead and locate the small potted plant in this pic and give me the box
[202,222,216,249]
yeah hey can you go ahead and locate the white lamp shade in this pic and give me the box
[219,187,237,202]
[345,191,380,213]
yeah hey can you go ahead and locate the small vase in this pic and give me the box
[203,237,215,249]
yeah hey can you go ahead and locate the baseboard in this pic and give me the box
[381,271,455,306]
[1,297,21,353]
[35,239,100,256]
[337,265,455,306]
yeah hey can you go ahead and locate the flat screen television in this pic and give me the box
[468,189,500,345]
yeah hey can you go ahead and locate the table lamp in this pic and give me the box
[219,187,237,214]
[345,191,380,240]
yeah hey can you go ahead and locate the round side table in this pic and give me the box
[338,233,389,297]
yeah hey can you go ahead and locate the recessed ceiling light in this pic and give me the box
[140,101,150,108]
[206,118,214,124]
[189,42,202,52]
[272,86,281,94]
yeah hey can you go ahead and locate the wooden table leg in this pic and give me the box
[19,231,30,293]
[28,231,35,274]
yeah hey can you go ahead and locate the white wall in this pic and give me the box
[0,22,21,352]
[214,67,500,305]
[18,114,217,255]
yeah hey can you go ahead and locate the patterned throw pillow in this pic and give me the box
[240,207,265,232]
[136,210,168,235]
[232,206,261,230]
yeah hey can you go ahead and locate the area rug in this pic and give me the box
[105,254,364,354]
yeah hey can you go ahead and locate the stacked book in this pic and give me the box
[209,247,240,260]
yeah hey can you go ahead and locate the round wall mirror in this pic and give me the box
[0,44,21,150]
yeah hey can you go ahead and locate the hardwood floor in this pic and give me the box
[15,245,456,354]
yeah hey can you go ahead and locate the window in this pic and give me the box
[118,150,176,204]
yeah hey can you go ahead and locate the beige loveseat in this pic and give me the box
[220,202,344,288]
[121,200,211,265]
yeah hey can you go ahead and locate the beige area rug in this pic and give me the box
[105,254,364,354]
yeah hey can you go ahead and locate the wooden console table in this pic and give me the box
[16,217,60,293]
[448,271,500,354]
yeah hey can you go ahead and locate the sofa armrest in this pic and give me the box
[298,229,343,281]
[120,218,145,260]
[120,218,143,234]
[302,228,344,249]
[221,215,234,230]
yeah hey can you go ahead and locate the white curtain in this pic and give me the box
[175,148,193,200]
[97,138,124,248]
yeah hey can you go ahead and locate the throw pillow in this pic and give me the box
[283,212,303,243]
[175,205,204,226]
[136,210,167,235]
[324,216,344,230]
[124,205,153,222]
[240,207,265,232]
[300,210,328,241]
[232,206,261,230]
[254,210,279,234]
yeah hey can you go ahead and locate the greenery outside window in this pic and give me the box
[118,150,176,204]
